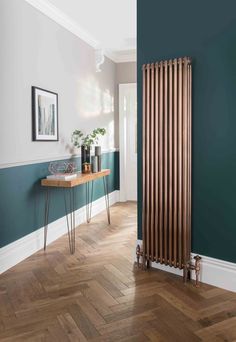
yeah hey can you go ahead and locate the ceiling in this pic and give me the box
[25,0,136,63]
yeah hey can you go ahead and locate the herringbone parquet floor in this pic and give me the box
[1,202,236,341]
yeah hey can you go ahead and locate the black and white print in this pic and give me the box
[32,87,58,141]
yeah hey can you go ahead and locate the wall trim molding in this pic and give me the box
[24,0,99,47]
[136,240,236,292]
[0,190,120,274]
[24,0,136,63]
[106,50,137,63]
[0,148,119,170]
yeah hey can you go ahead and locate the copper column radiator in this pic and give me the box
[137,57,201,286]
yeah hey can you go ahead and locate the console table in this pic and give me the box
[41,169,111,254]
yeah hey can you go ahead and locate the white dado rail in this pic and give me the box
[0,148,119,169]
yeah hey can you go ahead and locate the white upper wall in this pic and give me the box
[25,0,137,63]
[0,0,117,168]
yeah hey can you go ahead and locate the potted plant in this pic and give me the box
[72,128,106,173]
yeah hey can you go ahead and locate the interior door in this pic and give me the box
[119,83,137,201]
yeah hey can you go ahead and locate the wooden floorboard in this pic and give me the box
[1,202,236,341]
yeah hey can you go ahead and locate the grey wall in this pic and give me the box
[116,62,137,84]
[0,0,117,168]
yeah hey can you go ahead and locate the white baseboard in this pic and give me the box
[136,240,236,292]
[190,253,236,293]
[0,190,120,274]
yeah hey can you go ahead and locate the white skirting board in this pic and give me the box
[136,240,236,293]
[0,191,120,274]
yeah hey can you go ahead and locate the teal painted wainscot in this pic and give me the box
[137,0,236,263]
[0,152,119,248]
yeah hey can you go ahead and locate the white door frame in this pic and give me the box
[119,83,136,202]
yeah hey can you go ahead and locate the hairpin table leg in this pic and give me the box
[86,181,94,223]
[44,188,50,251]
[64,187,76,254]
[103,176,110,224]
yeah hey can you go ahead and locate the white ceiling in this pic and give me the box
[25,0,136,63]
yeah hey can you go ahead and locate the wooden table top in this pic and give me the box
[41,169,111,188]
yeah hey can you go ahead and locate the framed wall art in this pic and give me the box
[32,86,58,141]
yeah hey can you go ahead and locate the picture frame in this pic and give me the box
[32,86,58,141]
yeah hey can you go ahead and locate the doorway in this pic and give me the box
[119,83,137,202]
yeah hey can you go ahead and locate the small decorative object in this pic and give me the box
[92,156,98,173]
[32,86,58,141]
[47,161,77,180]
[71,128,106,173]
[81,144,91,167]
[48,161,76,175]
[95,146,102,172]
[82,162,91,174]
[46,173,77,181]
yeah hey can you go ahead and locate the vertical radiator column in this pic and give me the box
[139,56,201,286]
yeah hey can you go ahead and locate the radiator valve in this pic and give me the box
[185,255,202,287]
[136,244,143,268]
[194,255,202,288]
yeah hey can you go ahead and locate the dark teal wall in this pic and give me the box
[0,152,119,247]
[138,0,236,263]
